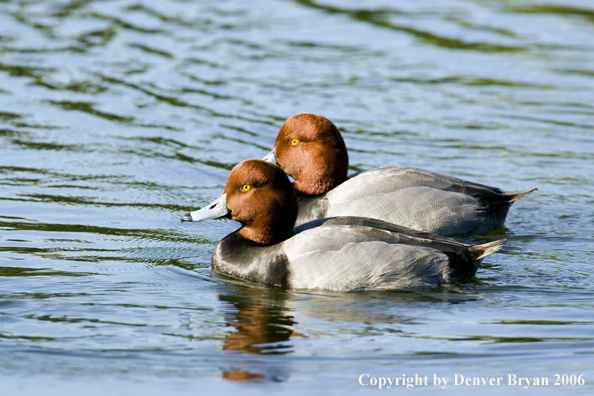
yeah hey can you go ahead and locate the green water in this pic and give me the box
[1,0,593,394]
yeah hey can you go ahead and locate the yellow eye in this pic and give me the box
[242,184,251,192]
[290,138,299,146]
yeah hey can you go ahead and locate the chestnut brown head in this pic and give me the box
[224,159,297,245]
[272,113,349,195]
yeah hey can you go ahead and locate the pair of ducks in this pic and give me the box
[182,113,537,291]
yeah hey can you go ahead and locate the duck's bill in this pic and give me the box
[262,148,279,166]
[181,193,229,222]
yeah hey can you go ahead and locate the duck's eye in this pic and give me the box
[290,138,299,146]
[242,184,251,192]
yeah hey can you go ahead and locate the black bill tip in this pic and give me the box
[181,213,193,222]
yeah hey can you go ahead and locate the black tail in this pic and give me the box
[468,239,507,261]
[502,187,538,203]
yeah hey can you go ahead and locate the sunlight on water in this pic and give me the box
[1,0,593,394]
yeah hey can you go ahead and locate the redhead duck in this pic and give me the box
[181,159,506,291]
[257,113,537,235]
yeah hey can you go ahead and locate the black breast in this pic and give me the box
[212,232,291,288]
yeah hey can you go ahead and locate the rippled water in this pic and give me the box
[1,0,593,394]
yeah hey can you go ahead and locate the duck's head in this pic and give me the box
[182,159,297,245]
[263,113,349,196]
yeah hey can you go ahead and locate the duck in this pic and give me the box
[187,114,536,235]
[181,159,506,291]
[257,113,538,235]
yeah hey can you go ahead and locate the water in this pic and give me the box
[1,0,593,394]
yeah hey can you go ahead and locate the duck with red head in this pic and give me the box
[266,113,349,195]
[223,159,297,245]
[262,113,537,235]
[181,159,506,291]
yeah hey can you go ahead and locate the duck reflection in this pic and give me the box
[218,285,304,382]
[220,288,300,354]
[216,280,480,382]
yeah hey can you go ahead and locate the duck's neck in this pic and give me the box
[294,173,338,196]
[239,223,291,245]
[294,147,349,195]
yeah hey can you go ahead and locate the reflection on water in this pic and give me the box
[218,286,297,381]
[1,0,594,394]
[220,288,297,356]
[201,277,492,383]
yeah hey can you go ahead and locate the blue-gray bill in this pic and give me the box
[181,193,229,222]
[262,149,279,166]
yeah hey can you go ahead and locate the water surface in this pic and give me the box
[1,0,593,394]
